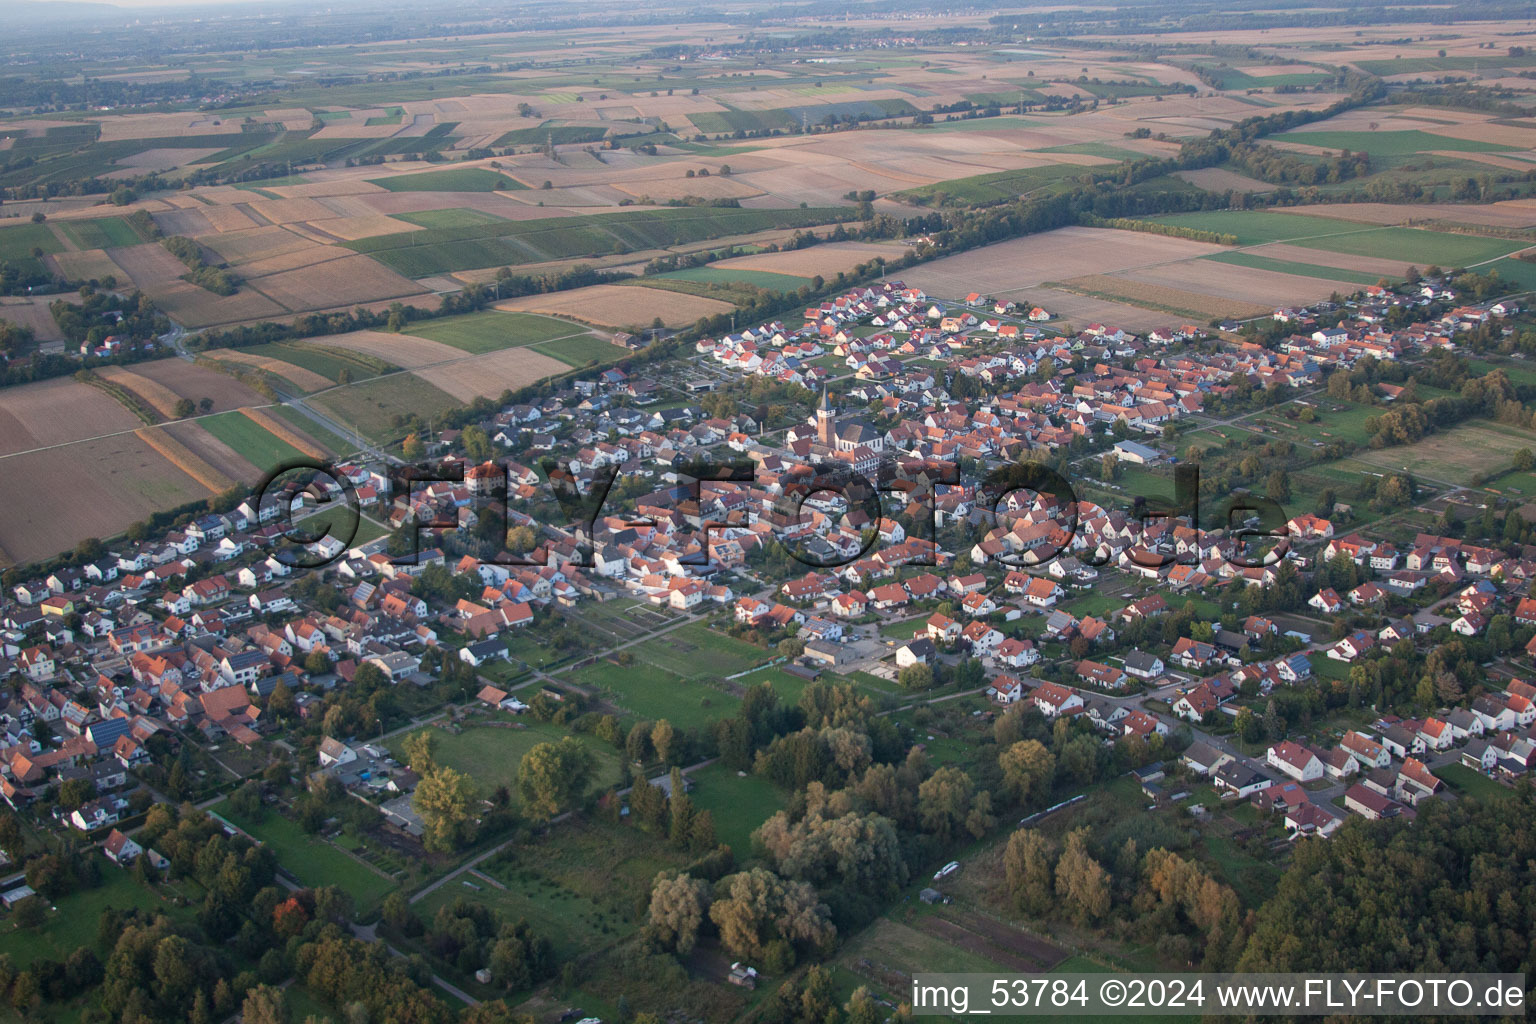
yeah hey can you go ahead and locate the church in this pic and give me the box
[789,389,885,474]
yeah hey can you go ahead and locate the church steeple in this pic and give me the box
[816,386,835,446]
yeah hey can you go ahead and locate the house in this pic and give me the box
[1309,589,1344,615]
[986,675,1024,704]
[1181,740,1227,777]
[896,638,937,669]
[1031,682,1083,719]
[1418,718,1454,751]
[1344,783,1404,821]
[1122,651,1164,680]
[318,737,357,769]
[1267,741,1323,783]
[1172,683,1220,722]
[103,828,142,866]
[1340,730,1391,769]
[459,639,507,667]
[1213,759,1271,798]
[1285,803,1342,838]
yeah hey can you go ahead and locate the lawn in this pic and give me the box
[292,500,389,547]
[1435,763,1514,801]
[0,864,196,969]
[368,167,525,192]
[628,621,769,677]
[575,659,742,730]
[198,409,310,467]
[311,373,461,444]
[403,310,587,353]
[1351,420,1536,486]
[210,799,399,913]
[389,719,622,800]
[685,761,788,856]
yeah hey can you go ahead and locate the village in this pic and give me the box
[0,250,1525,918]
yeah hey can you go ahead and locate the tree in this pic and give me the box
[268,678,297,719]
[242,984,290,1024]
[917,766,993,843]
[1265,468,1291,503]
[650,719,677,766]
[645,871,711,954]
[708,868,835,962]
[304,650,333,676]
[1055,828,1110,924]
[998,740,1055,806]
[897,663,933,690]
[414,766,477,852]
[12,895,45,930]
[402,433,425,461]
[777,637,805,659]
[402,729,437,772]
[517,738,595,821]
[174,398,196,418]
[0,813,22,860]
[59,776,94,810]
[1004,829,1054,915]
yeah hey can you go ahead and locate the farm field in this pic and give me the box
[652,265,811,291]
[1202,251,1389,286]
[201,347,335,393]
[401,310,592,353]
[710,239,902,277]
[0,433,211,565]
[368,167,526,192]
[575,658,742,730]
[496,284,734,328]
[414,346,570,401]
[310,329,464,369]
[309,373,461,443]
[1135,211,1526,266]
[55,215,147,250]
[0,376,142,456]
[902,227,1228,301]
[236,340,390,383]
[121,356,267,414]
[532,333,628,367]
[196,409,314,468]
[345,206,852,276]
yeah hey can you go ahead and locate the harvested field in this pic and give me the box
[200,206,262,233]
[106,241,190,289]
[304,214,420,242]
[712,240,903,277]
[611,177,764,202]
[0,435,210,566]
[415,347,570,401]
[50,248,122,283]
[904,227,1226,299]
[317,330,464,369]
[1056,273,1273,320]
[149,283,288,329]
[128,357,267,412]
[0,297,65,343]
[495,284,734,328]
[1015,287,1186,332]
[204,349,333,392]
[150,207,216,237]
[248,254,428,312]
[95,366,183,419]
[1173,167,1277,193]
[159,419,261,483]
[0,376,142,456]
[1117,258,1367,307]
[200,226,317,265]
[241,197,342,225]
[133,425,239,492]
[241,407,329,459]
